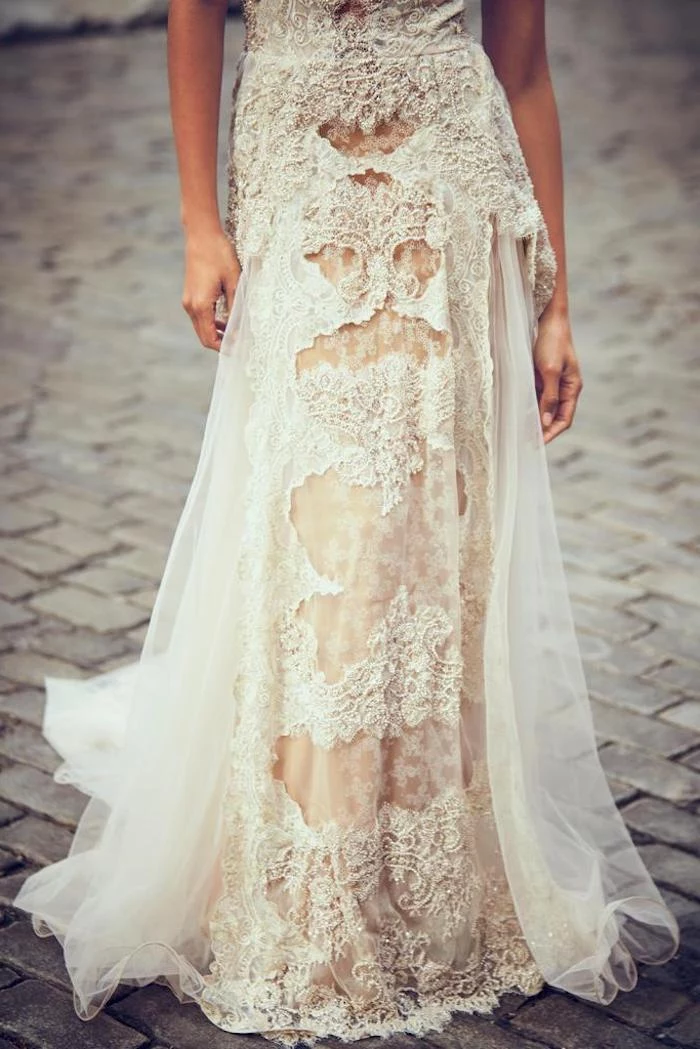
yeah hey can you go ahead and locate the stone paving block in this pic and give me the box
[595,979,689,1029]
[28,628,134,668]
[103,547,168,582]
[127,624,149,648]
[631,570,700,610]
[607,779,639,806]
[641,627,700,672]
[0,1037,23,1049]
[486,990,533,1023]
[562,566,646,608]
[24,488,128,530]
[647,662,700,698]
[585,667,676,716]
[510,991,663,1048]
[113,519,174,553]
[664,1004,700,1047]
[0,689,44,728]
[29,584,149,633]
[590,698,698,758]
[596,639,665,679]
[0,536,86,576]
[681,749,700,773]
[661,889,699,924]
[64,564,151,596]
[110,984,269,1049]
[0,866,36,906]
[599,744,700,804]
[402,1013,545,1049]
[32,522,120,560]
[0,815,73,866]
[629,595,700,637]
[590,506,700,546]
[662,701,700,733]
[0,801,21,827]
[0,764,86,826]
[0,979,149,1049]
[0,848,21,876]
[108,465,189,504]
[0,651,86,688]
[610,541,700,579]
[640,947,700,993]
[126,588,157,613]
[563,543,646,582]
[674,904,700,956]
[0,503,54,537]
[571,602,652,644]
[0,561,45,601]
[0,722,60,775]
[115,492,180,528]
[0,919,72,992]
[0,470,44,500]
[622,796,700,853]
[98,653,137,674]
[638,844,700,900]
[0,597,35,631]
[158,452,199,485]
[579,631,615,664]
[0,968,20,991]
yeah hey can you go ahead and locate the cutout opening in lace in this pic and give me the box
[295,309,449,373]
[318,116,416,157]
[271,724,473,831]
[332,0,369,24]
[392,237,441,298]
[349,168,393,188]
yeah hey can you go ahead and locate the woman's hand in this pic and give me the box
[533,312,583,443]
[181,228,240,352]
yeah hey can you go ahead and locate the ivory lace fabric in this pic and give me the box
[14,2,679,1046]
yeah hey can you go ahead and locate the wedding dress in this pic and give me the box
[14,1,679,1045]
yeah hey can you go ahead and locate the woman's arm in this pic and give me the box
[482,0,582,442]
[167,0,240,351]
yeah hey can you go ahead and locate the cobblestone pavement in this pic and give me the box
[0,1,699,1046]
[0,1,240,42]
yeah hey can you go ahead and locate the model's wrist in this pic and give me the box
[539,291,571,328]
[180,206,224,242]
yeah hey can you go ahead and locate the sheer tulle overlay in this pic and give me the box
[14,2,678,1045]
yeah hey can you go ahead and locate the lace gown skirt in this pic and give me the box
[14,3,679,1046]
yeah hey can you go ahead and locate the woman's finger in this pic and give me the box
[544,370,583,443]
[192,301,222,352]
[223,266,240,314]
[538,365,561,433]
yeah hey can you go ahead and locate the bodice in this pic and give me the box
[242,0,469,60]
[229,0,558,318]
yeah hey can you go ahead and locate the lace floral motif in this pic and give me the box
[293,348,455,515]
[278,585,462,747]
[202,1,549,1043]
